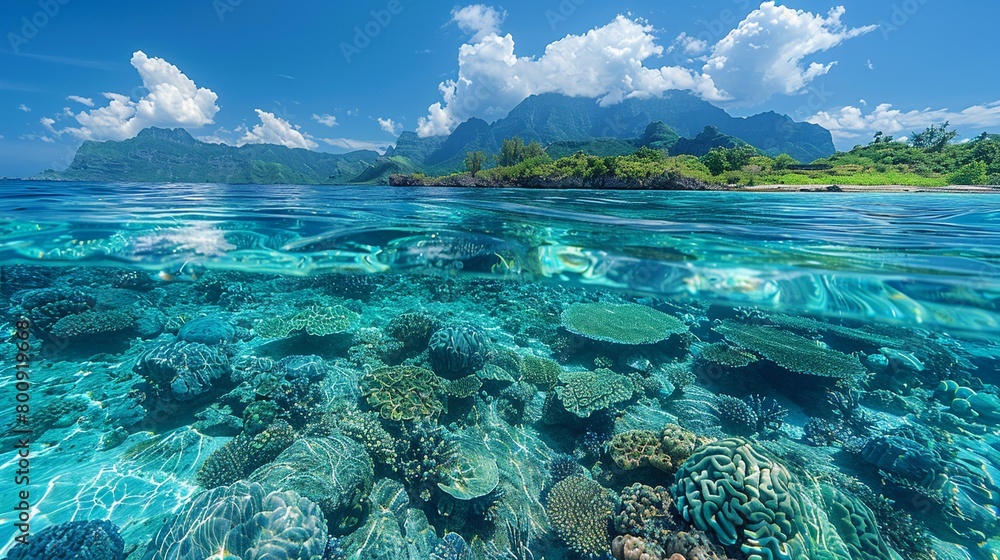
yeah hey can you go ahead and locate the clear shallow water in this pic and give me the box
[0,181,998,559]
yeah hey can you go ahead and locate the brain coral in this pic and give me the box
[428,325,490,379]
[561,302,686,345]
[819,483,896,560]
[142,481,327,560]
[248,436,374,534]
[672,438,805,560]
[713,320,866,379]
[546,475,615,557]
[7,520,125,560]
[362,366,445,421]
[134,341,231,402]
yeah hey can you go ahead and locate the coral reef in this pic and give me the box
[134,341,231,402]
[248,436,374,533]
[196,420,297,488]
[518,354,563,386]
[672,438,806,560]
[256,304,359,338]
[143,481,327,560]
[561,302,687,344]
[177,315,235,345]
[362,366,446,421]
[556,369,634,418]
[50,308,136,338]
[615,483,683,543]
[546,475,615,557]
[428,325,490,379]
[714,320,866,379]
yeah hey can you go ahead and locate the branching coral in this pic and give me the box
[546,475,615,557]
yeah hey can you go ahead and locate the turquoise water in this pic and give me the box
[0,181,998,559]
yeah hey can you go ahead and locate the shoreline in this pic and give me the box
[739,184,1000,193]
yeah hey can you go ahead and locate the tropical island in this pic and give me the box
[40,93,1000,190]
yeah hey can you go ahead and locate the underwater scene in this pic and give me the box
[0,181,998,560]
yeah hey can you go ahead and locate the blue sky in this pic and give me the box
[1,0,998,176]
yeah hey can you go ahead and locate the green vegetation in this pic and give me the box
[464,150,487,177]
[398,122,999,189]
[498,137,546,167]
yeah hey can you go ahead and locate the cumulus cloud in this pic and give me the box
[378,117,402,135]
[312,113,338,127]
[67,95,94,107]
[51,51,219,141]
[451,5,507,43]
[238,109,318,149]
[672,32,708,56]
[704,2,876,107]
[808,100,1000,144]
[417,16,726,137]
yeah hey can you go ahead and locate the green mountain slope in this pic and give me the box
[42,127,380,184]
[388,92,834,173]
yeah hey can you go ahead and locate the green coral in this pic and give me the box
[714,320,866,379]
[362,366,445,421]
[699,342,759,368]
[518,354,562,386]
[610,424,707,474]
[256,304,359,338]
[561,302,687,344]
[555,368,634,418]
[444,374,483,398]
[546,476,615,557]
[672,438,806,560]
[820,483,896,560]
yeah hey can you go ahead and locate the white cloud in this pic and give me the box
[808,100,1000,144]
[67,95,94,107]
[704,2,876,107]
[312,113,338,127]
[18,104,30,112]
[451,5,507,43]
[320,138,391,153]
[417,16,727,137]
[673,32,708,55]
[378,117,402,135]
[867,59,874,70]
[238,109,318,149]
[52,51,219,141]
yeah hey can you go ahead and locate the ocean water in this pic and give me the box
[0,181,998,560]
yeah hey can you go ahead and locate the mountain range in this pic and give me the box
[42,93,835,184]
